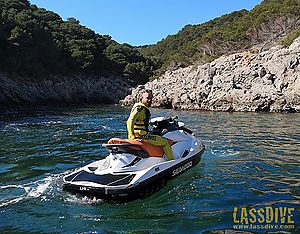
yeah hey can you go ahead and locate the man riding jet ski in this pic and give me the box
[127,89,174,160]
[63,91,205,202]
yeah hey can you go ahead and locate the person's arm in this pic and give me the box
[127,105,143,139]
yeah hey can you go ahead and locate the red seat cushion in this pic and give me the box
[107,138,164,157]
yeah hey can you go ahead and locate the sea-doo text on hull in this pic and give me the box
[63,117,205,202]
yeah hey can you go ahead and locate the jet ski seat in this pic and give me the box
[107,138,164,158]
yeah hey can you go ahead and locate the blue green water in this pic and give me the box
[0,105,299,233]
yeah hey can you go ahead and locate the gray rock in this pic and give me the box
[121,36,300,113]
[0,73,131,108]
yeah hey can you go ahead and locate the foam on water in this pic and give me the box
[0,173,63,208]
[63,193,105,205]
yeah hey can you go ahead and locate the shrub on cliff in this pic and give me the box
[282,26,300,46]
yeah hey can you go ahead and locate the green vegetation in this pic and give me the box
[1,0,299,84]
[141,0,300,77]
[0,0,158,84]
[282,26,300,46]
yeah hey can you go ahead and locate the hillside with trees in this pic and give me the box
[0,0,158,84]
[1,0,300,84]
[141,0,300,76]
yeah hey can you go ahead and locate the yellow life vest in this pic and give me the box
[127,102,151,139]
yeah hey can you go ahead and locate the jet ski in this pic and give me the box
[63,116,205,202]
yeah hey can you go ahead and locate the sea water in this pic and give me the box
[0,105,299,233]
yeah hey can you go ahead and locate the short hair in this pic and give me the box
[144,89,152,94]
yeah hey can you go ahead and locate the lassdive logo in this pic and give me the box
[232,206,298,231]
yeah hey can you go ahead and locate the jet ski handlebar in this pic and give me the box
[149,116,178,126]
[149,116,194,135]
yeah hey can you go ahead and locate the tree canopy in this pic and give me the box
[0,0,157,84]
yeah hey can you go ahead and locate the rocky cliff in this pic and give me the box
[0,73,131,109]
[121,37,300,112]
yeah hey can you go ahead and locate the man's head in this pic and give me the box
[141,90,153,107]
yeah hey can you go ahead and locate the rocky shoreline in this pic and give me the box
[0,73,131,109]
[1,38,299,112]
[121,37,300,113]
